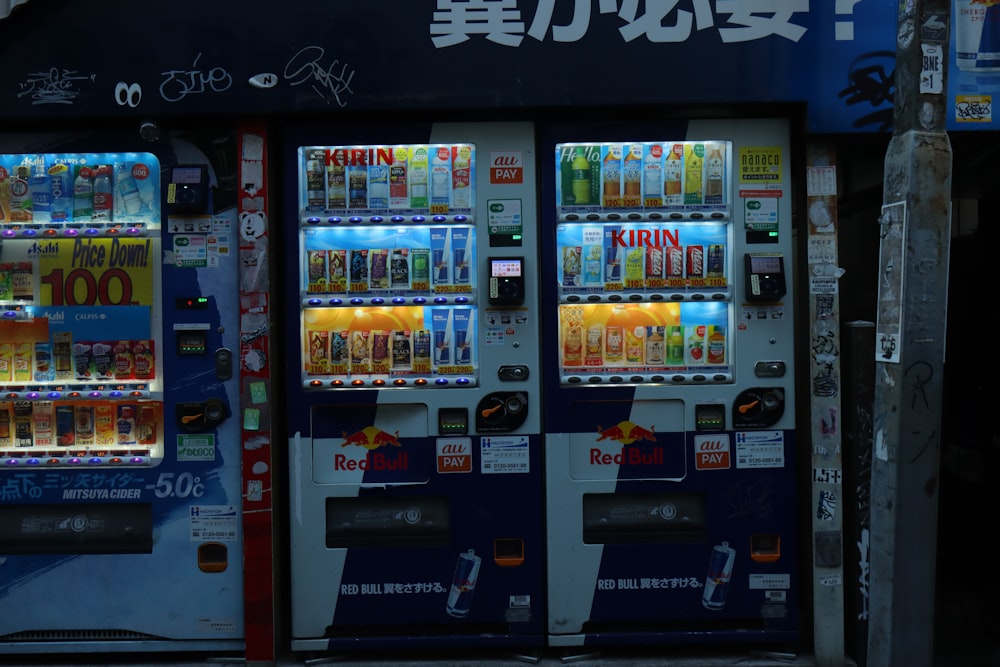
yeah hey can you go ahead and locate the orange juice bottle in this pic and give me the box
[706,325,726,364]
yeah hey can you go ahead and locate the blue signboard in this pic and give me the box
[0,0,900,133]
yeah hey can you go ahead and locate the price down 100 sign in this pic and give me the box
[38,238,155,307]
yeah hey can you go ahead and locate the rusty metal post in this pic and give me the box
[867,2,952,666]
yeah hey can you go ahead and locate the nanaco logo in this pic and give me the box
[27,240,60,256]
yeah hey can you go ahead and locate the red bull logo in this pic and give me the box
[341,426,402,450]
[592,421,662,466]
[596,421,656,445]
[336,426,408,471]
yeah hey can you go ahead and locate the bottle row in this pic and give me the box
[0,334,156,385]
[301,144,475,215]
[0,153,161,225]
[303,226,475,295]
[303,306,475,378]
[562,323,727,370]
[561,243,726,291]
[0,400,160,450]
[556,141,730,209]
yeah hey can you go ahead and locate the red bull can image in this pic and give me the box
[702,541,736,610]
[956,0,1000,72]
[445,548,481,617]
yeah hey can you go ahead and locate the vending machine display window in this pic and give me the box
[554,141,734,386]
[0,152,164,468]
[297,144,481,389]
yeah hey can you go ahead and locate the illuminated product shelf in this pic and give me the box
[561,371,733,386]
[558,209,730,223]
[303,375,478,390]
[302,213,472,226]
[560,289,731,304]
[0,223,154,238]
[302,295,476,308]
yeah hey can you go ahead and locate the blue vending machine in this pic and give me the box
[0,131,247,655]
[541,118,802,649]
[282,122,546,653]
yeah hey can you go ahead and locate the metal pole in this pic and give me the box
[867,2,951,666]
[804,141,845,667]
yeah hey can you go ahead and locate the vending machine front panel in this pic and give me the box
[542,118,801,649]
[284,122,545,653]
[0,134,245,655]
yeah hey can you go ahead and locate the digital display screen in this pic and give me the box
[750,255,782,274]
[491,259,522,277]
[172,166,203,184]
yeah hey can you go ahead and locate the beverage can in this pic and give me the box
[562,246,582,286]
[413,330,431,365]
[96,404,116,447]
[605,326,624,362]
[703,541,736,610]
[563,325,583,366]
[446,549,482,618]
[625,326,644,364]
[956,0,1000,72]
[347,164,368,210]
[707,244,726,278]
[369,248,389,289]
[75,403,95,446]
[56,404,75,446]
[388,146,409,209]
[390,249,410,288]
[116,404,137,446]
[305,149,326,209]
[392,330,412,370]
[327,150,347,209]
[410,248,430,290]
[434,329,450,365]
[585,326,604,365]
[686,245,705,278]
[604,245,621,283]
[666,245,684,278]
[368,163,389,209]
[583,245,603,285]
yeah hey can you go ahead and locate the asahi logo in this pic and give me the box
[27,241,60,256]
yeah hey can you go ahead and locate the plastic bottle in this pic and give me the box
[116,164,142,216]
[663,144,682,204]
[28,169,52,223]
[92,165,113,221]
[705,143,724,203]
[706,325,726,364]
[9,165,32,221]
[570,147,591,205]
[602,145,622,206]
[48,164,72,222]
[73,166,94,222]
[622,144,642,202]
[667,326,684,365]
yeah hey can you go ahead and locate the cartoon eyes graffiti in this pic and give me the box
[115,82,142,107]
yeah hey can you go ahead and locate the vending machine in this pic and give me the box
[283,122,545,652]
[541,118,801,648]
[0,131,246,655]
